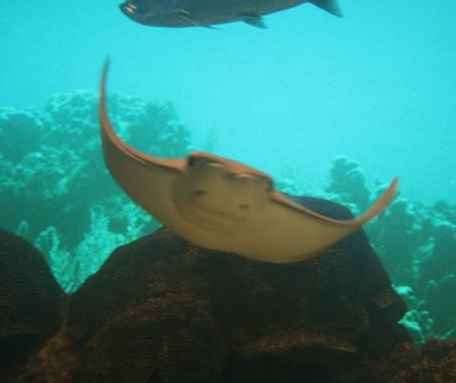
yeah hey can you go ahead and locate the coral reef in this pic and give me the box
[1,92,455,344]
[0,91,190,292]
[325,157,371,211]
[323,156,456,343]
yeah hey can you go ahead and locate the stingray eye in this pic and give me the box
[194,189,207,197]
[187,155,211,167]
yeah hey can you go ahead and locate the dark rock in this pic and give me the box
[63,197,409,382]
[0,229,64,378]
[361,339,456,383]
[4,197,429,382]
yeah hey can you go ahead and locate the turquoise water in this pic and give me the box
[1,0,456,344]
[1,0,455,203]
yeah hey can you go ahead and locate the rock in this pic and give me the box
[4,197,427,382]
[363,339,456,383]
[0,229,64,378]
[64,197,409,382]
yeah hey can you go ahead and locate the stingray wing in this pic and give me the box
[239,178,398,262]
[99,59,186,222]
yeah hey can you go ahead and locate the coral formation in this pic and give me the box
[0,91,190,291]
[323,156,456,343]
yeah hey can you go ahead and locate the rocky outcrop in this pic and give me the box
[1,201,453,382]
[0,229,64,379]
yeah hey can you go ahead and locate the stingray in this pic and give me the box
[99,60,398,263]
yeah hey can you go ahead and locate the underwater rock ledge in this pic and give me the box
[1,225,455,382]
[0,212,434,382]
[0,229,64,381]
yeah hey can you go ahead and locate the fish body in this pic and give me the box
[120,0,342,28]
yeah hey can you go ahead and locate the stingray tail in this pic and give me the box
[308,0,343,17]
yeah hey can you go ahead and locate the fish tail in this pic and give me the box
[308,0,343,17]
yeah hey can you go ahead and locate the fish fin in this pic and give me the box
[201,24,219,30]
[239,12,267,28]
[308,0,343,17]
[175,8,218,29]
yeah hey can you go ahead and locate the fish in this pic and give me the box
[98,59,398,263]
[119,0,342,29]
